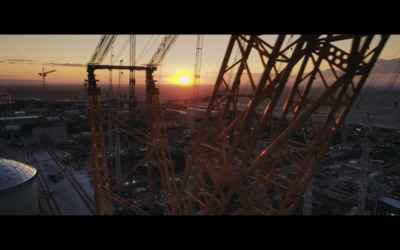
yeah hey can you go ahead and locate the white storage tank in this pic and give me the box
[0,158,38,215]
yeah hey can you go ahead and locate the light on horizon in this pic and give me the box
[178,76,191,85]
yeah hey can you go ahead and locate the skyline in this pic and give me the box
[0,34,400,89]
[0,35,230,87]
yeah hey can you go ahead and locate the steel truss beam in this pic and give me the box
[87,67,113,215]
[86,64,178,215]
[176,34,389,215]
[144,67,179,214]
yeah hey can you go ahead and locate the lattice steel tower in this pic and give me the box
[175,35,389,215]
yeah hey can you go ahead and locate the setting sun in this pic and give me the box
[178,76,191,85]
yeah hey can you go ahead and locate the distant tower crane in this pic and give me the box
[107,46,115,102]
[117,59,123,102]
[129,35,136,102]
[0,88,12,105]
[129,35,136,122]
[0,88,12,116]
[358,134,371,215]
[38,67,55,121]
[38,67,56,101]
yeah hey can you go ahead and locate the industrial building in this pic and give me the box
[0,158,38,215]
[0,115,40,131]
[377,196,400,215]
[31,126,67,145]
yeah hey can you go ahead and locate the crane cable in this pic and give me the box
[148,35,179,66]
[111,35,131,65]
[136,35,160,65]
[147,35,179,88]
[88,35,118,65]
[353,47,400,129]
[357,48,400,105]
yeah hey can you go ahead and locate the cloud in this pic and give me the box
[6,59,36,65]
[43,62,86,67]
[7,59,34,62]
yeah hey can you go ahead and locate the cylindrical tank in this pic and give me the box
[0,158,38,215]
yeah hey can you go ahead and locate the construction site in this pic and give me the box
[1,34,400,215]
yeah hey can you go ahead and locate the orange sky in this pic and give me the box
[0,35,227,86]
[0,35,399,88]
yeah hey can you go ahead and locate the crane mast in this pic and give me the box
[175,35,389,215]
[86,34,388,215]
[129,35,137,116]
[86,35,179,215]
[38,67,56,100]
[192,35,203,123]
[188,35,203,156]
[38,67,55,121]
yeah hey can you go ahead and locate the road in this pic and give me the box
[31,148,94,215]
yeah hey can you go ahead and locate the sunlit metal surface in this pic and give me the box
[0,158,37,191]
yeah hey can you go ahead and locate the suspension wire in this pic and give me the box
[89,35,108,64]
[136,35,160,65]
[277,35,294,73]
[378,58,400,109]
[130,34,136,80]
[89,35,117,65]
[111,35,130,65]
[383,59,400,93]
[360,47,400,128]
[357,47,400,104]
[148,35,179,66]
[225,36,248,89]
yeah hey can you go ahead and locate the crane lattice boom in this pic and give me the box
[86,34,389,215]
[175,34,389,215]
[86,35,180,215]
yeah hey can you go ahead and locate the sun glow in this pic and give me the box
[178,76,191,85]
[166,70,194,86]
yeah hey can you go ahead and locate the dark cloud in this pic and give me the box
[43,62,86,67]
[6,59,36,65]
[7,59,34,62]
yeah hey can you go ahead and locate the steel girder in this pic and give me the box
[87,65,178,215]
[87,67,113,215]
[145,67,179,214]
[176,34,389,215]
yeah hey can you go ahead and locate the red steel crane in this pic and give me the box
[174,35,389,215]
[86,34,389,215]
[86,35,179,215]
